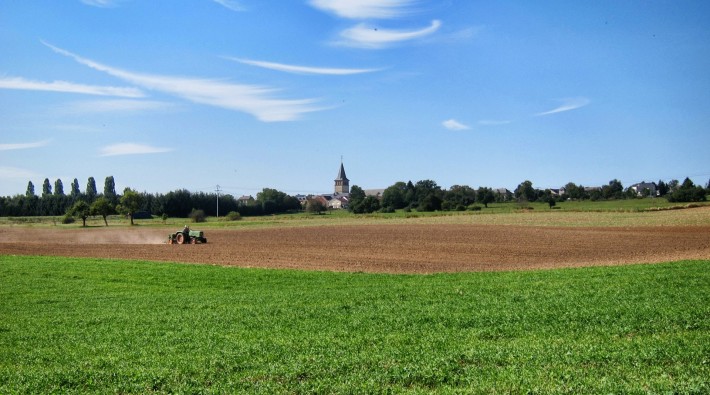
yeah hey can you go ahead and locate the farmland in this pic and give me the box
[1,204,709,273]
[1,204,709,392]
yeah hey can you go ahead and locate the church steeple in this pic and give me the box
[334,159,349,194]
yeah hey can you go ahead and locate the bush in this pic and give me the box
[161,213,168,222]
[61,214,75,224]
[189,209,206,223]
[467,205,482,211]
[225,211,242,221]
[455,204,466,211]
[379,206,395,214]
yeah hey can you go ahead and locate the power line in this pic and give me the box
[215,185,221,218]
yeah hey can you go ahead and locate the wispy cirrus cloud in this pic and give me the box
[309,0,418,19]
[43,42,322,122]
[226,57,382,75]
[442,119,470,131]
[61,99,175,114]
[212,0,244,12]
[99,143,173,157]
[337,19,441,48]
[0,76,144,98]
[0,139,51,151]
[535,97,590,116]
[80,0,122,8]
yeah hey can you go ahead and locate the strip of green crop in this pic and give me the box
[1,256,708,393]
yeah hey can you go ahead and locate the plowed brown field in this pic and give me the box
[2,225,709,273]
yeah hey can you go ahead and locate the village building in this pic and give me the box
[629,181,658,197]
[334,161,349,195]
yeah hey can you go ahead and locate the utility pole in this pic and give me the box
[215,185,221,218]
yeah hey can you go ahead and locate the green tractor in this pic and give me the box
[167,228,207,244]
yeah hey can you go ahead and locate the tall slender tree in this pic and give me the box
[42,178,52,196]
[104,176,117,204]
[70,178,81,198]
[54,179,65,196]
[86,177,97,202]
[26,181,35,197]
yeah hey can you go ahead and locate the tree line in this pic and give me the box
[1,175,708,218]
[345,177,709,214]
[0,177,302,219]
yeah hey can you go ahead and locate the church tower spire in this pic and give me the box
[334,158,349,194]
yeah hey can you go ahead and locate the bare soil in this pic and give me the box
[1,225,709,273]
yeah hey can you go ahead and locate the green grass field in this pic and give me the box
[1,255,708,393]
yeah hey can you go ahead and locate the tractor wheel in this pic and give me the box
[176,233,185,244]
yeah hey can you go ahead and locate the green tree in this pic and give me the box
[91,197,114,226]
[256,188,300,214]
[348,185,366,212]
[42,178,52,197]
[476,187,495,208]
[547,196,557,209]
[602,179,624,200]
[667,178,706,202]
[563,182,585,200]
[118,188,144,225]
[70,178,81,199]
[443,185,476,210]
[305,198,327,215]
[381,182,408,210]
[86,177,97,202]
[417,193,442,212]
[104,176,117,204]
[414,180,441,207]
[514,180,536,203]
[352,195,381,214]
[404,181,416,208]
[54,179,65,196]
[69,200,91,227]
[26,181,35,197]
[657,180,669,197]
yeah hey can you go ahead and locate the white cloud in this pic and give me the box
[0,166,40,179]
[442,119,470,131]
[337,20,441,49]
[80,0,121,7]
[535,97,590,116]
[0,140,51,151]
[212,0,244,12]
[309,0,417,19]
[44,42,323,122]
[226,57,382,75]
[99,143,173,157]
[0,76,145,98]
[62,99,175,114]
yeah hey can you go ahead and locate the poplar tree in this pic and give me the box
[86,177,97,202]
[70,178,81,198]
[42,178,52,196]
[54,179,65,196]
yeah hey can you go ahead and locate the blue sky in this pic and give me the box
[1,1,709,198]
